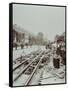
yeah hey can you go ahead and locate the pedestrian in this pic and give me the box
[21,44,24,49]
[15,43,17,50]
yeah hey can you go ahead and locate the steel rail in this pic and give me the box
[13,60,28,71]
[24,55,45,85]
[13,50,41,71]
[13,51,43,81]
[13,49,40,61]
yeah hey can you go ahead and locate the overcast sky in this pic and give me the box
[13,4,65,41]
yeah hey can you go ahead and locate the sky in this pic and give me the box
[13,4,65,41]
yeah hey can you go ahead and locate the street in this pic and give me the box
[13,45,65,86]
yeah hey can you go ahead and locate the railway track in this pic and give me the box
[13,50,42,81]
[13,49,51,86]
[24,55,45,85]
[13,49,41,61]
[13,50,41,71]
